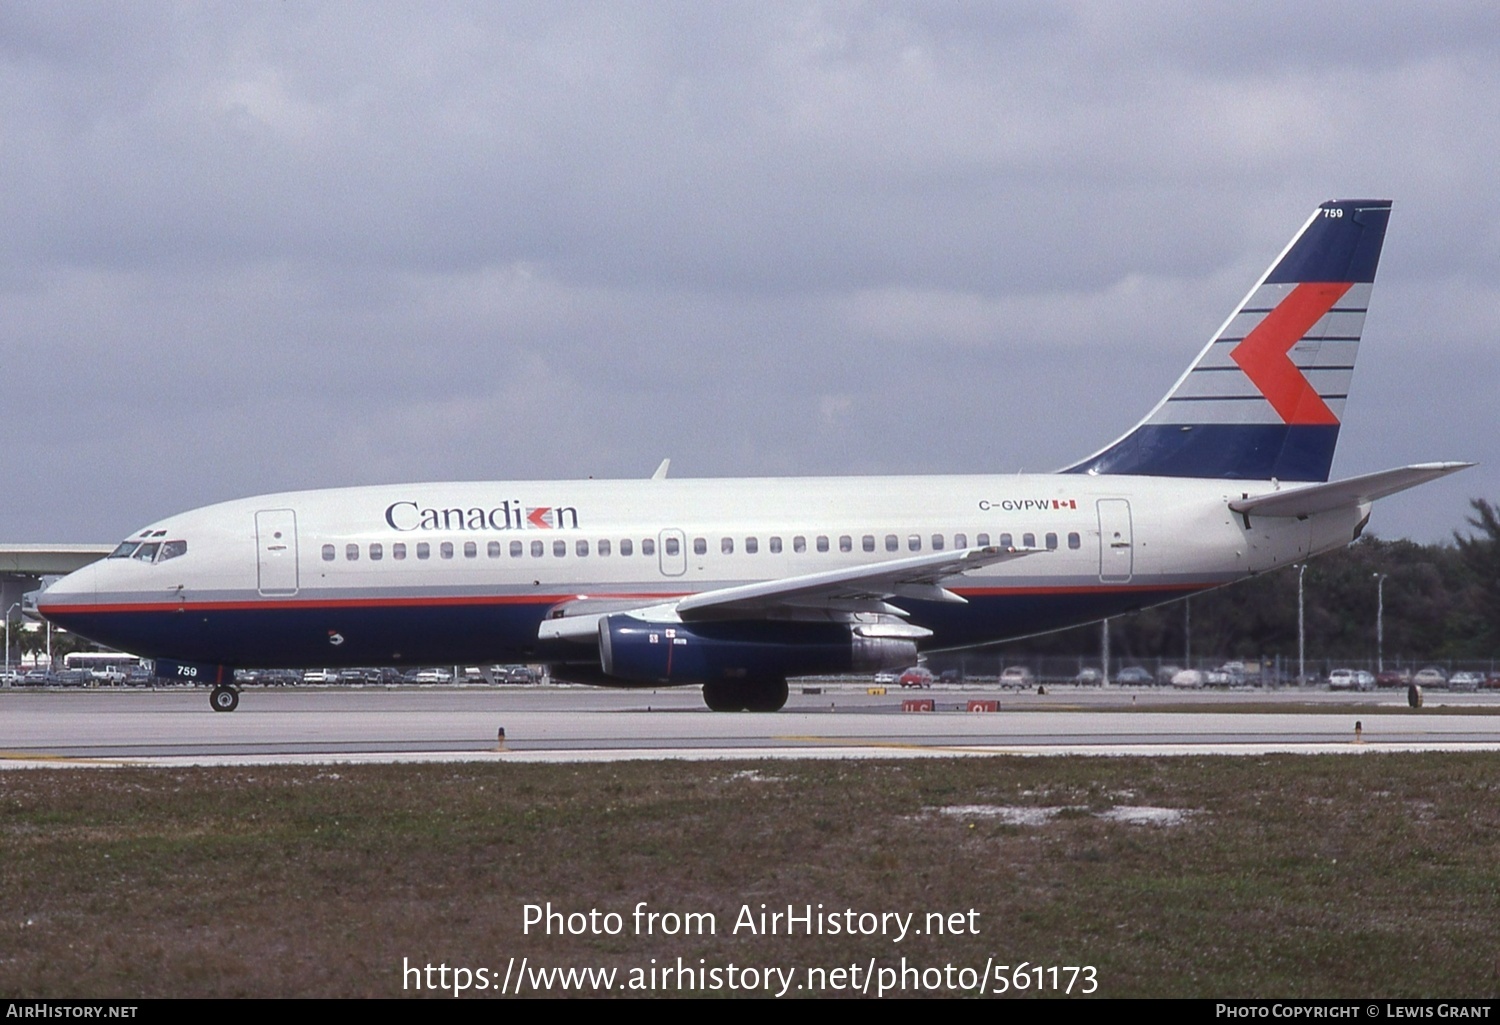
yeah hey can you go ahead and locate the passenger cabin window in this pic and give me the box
[908,534,921,552]
[1022,533,1035,548]
[1046,532,1058,550]
[745,537,758,554]
[345,544,359,561]
[417,542,430,559]
[488,541,502,558]
[886,535,898,552]
[510,540,523,558]
[553,540,566,557]
[530,540,544,557]
[977,533,990,547]
[642,538,655,556]
[769,537,782,554]
[839,535,852,553]
[394,542,407,560]
[954,533,967,549]
[931,534,945,551]
[1068,532,1081,550]
[664,538,679,557]
[999,533,1012,547]
[721,537,733,555]
[793,536,806,554]
[369,543,383,561]
[322,544,335,562]
[863,535,875,553]
[576,540,589,557]
[598,539,611,556]
[693,537,707,556]
[620,539,633,557]
[440,542,454,559]
[816,536,829,553]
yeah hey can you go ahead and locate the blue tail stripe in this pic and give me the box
[1266,200,1391,284]
[1064,424,1340,482]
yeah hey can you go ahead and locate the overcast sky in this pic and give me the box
[3,1,1497,544]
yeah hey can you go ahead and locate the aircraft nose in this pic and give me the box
[36,562,99,616]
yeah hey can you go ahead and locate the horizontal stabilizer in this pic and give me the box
[1228,462,1473,519]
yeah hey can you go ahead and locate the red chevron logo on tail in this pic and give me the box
[1230,282,1351,425]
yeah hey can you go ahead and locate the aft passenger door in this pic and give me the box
[1097,499,1133,583]
[255,509,300,596]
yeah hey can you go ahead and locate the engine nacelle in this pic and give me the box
[598,615,918,685]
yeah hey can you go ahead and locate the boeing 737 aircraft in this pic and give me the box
[37,199,1469,712]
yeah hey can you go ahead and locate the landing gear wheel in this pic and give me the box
[702,678,788,712]
[744,678,788,712]
[210,686,240,713]
[702,679,740,712]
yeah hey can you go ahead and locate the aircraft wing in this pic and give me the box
[1228,462,1473,519]
[675,545,1035,620]
[537,545,1037,641]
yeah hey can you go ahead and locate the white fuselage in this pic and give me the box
[36,471,1365,675]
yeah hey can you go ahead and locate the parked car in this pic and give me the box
[1376,670,1409,688]
[898,667,934,688]
[1328,668,1358,690]
[872,670,898,686]
[1354,670,1376,691]
[1218,662,1248,686]
[1413,667,1447,686]
[1115,666,1153,685]
[999,666,1035,687]
[1073,667,1103,685]
[938,669,961,684]
[1170,668,1205,688]
[1449,671,1482,691]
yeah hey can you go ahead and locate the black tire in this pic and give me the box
[703,678,789,712]
[210,686,239,713]
[702,679,741,712]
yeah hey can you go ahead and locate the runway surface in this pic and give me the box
[4,683,1500,766]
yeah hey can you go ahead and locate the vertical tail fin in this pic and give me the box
[1064,199,1392,482]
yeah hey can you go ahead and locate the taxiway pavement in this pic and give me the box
[3,684,1499,766]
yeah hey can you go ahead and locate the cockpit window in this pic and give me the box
[108,542,140,559]
[133,542,161,562]
[158,540,188,562]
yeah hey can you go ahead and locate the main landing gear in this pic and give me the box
[702,677,789,712]
[209,685,240,713]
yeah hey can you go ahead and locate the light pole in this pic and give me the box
[1101,618,1110,686]
[1297,564,1307,686]
[1373,572,1388,674]
[3,602,20,686]
[1184,597,1191,668]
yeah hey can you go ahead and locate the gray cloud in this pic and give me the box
[1,1,1496,543]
